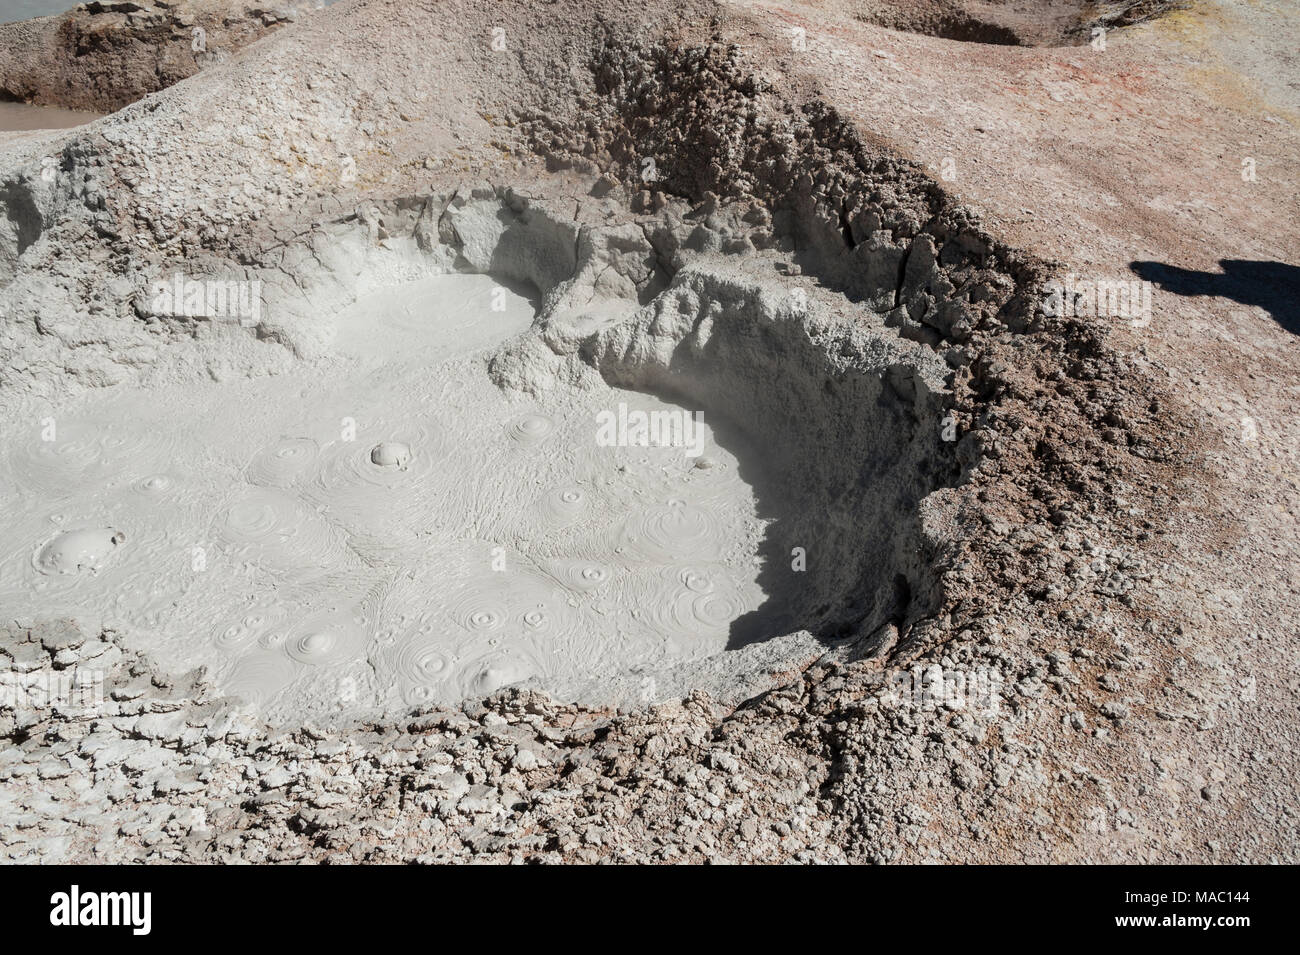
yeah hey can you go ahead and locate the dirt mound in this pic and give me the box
[0,0,308,112]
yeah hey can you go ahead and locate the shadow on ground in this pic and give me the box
[1130,259,1300,335]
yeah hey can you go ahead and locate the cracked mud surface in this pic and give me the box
[0,0,1296,863]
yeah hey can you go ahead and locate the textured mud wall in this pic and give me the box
[522,40,1047,345]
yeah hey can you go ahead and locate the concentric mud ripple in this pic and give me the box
[385,633,457,705]
[442,572,579,637]
[505,411,555,447]
[519,601,559,634]
[374,562,582,703]
[494,480,613,545]
[617,500,723,563]
[508,573,581,635]
[448,585,509,634]
[629,565,760,652]
[9,421,123,493]
[282,582,382,665]
[315,417,445,491]
[306,416,476,555]
[459,646,545,698]
[675,564,719,595]
[682,586,752,632]
[537,485,592,527]
[97,421,172,475]
[283,611,368,666]
[9,414,183,498]
[221,652,298,707]
[219,486,351,575]
[246,437,320,487]
[545,557,618,595]
[213,603,296,652]
[395,637,454,684]
[131,473,178,497]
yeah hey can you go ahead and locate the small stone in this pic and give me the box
[39,622,85,653]
[1099,701,1129,721]
[52,649,79,669]
[37,759,72,780]
[3,642,47,673]
[511,748,540,772]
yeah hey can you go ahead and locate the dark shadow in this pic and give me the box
[927,15,1024,46]
[625,375,943,655]
[590,294,953,655]
[1130,259,1300,335]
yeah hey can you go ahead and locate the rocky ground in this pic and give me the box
[0,0,1296,863]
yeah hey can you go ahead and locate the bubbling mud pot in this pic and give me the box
[0,272,765,717]
[0,186,954,724]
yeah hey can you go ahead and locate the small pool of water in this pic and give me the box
[0,101,102,132]
[1,1,76,25]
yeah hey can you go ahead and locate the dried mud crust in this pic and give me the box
[0,21,1228,861]
[833,0,1188,47]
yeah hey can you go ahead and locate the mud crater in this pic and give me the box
[1,182,973,721]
